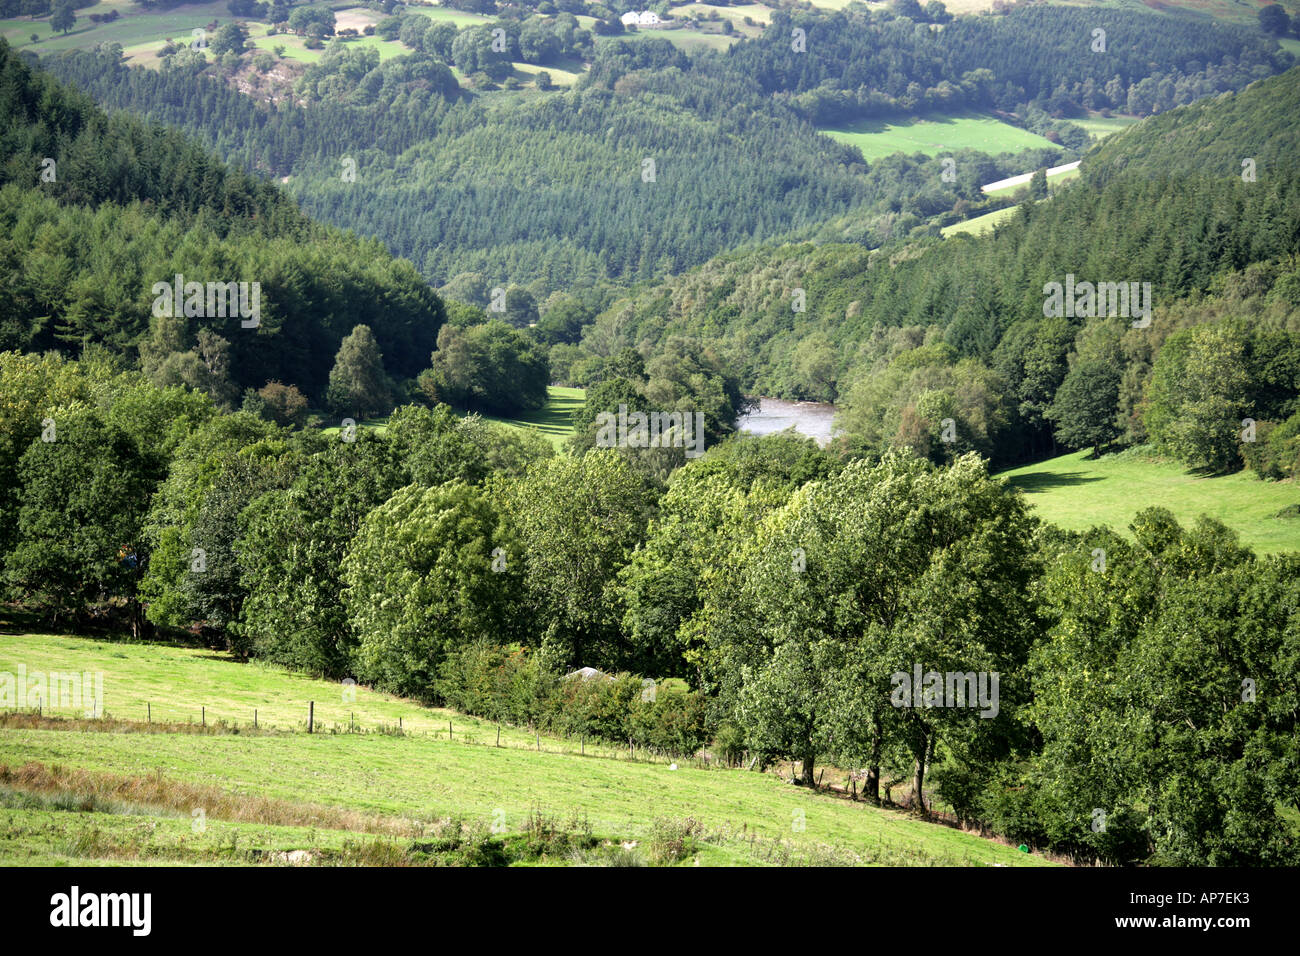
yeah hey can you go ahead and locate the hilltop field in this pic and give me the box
[0,631,1051,867]
[1002,448,1300,554]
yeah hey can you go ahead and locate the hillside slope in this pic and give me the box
[0,37,444,399]
[0,630,1053,867]
[570,65,1300,471]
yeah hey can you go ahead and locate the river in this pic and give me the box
[737,398,839,447]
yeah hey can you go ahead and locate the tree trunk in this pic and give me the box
[801,746,816,787]
[864,711,882,804]
[913,725,929,816]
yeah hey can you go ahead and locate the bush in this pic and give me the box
[712,721,746,767]
[437,643,705,755]
[647,817,702,864]
[255,380,309,426]
[1242,412,1300,480]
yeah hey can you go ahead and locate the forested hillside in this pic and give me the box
[0,37,445,400]
[571,66,1300,474]
[736,4,1287,121]
[29,3,1293,296]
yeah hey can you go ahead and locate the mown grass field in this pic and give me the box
[1002,448,1300,554]
[318,386,584,448]
[244,28,409,66]
[474,384,584,448]
[2,1,229,56]
[820,112,1059,162]
[606,27,739,53]
[0,631,1053,867]
[2,3,488,68]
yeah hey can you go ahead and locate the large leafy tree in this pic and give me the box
[236,433,407,676]
[1144,322,1252,472]
[1046,358,1122,457]
[0,351,103,571]
[385,402,551,487]
[501,450,657,672]
[5,406,152,630]
[1258,4,1291,36]
[50,0,74,35]
[420,320,549,415]
[617,432,833,678]
[1030,510,1300,864]
[139,411,288,648]
[343,482,524,700]
[326,324,393,419]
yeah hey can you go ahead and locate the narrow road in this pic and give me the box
[980,160,1080,194]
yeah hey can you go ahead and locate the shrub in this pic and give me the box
[647,817,702,864]
[1242,412,1300,480]
[255,380,309,426]
[711,721,746,767]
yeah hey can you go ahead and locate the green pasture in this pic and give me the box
[1002,447,1300,554]
[820,112,1059,162]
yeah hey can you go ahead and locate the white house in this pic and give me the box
[620,10,662,27]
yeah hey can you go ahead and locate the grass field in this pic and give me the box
[511,59,584,88]
[2,4,486,68]
[1071,114,1141,140]
[1001,448,1300,554]
[318,386,584,448]
[0,631,1053,866]
[820,112,1059,162]
[606,27,739,53]
[475,385,584,448]
[245,29,410,66]
[668,2,769,36]
[941,203,1020,237]
[2,1,229,58]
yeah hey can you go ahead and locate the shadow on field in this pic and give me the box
[1006,471,1105,493]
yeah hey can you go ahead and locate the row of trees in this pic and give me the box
[384,10,593,75]
[737,5,1289,124]
[3,350,1294,864]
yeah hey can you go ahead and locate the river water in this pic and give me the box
[737,398,839,447]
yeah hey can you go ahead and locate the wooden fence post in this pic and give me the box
[308,701,314,734]
[147,702,150,724]
[201,706,205,727]
[496,723,501,747]
[254,709,257,729]
[448,720,452,740]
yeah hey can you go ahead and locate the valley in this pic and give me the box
[1,0,1299,885]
